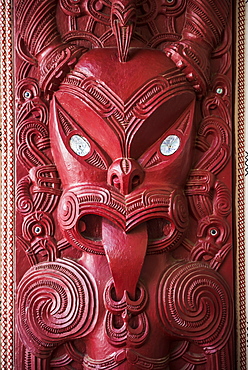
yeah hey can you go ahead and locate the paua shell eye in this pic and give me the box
[160,135,180,156]
[70,135,91,156]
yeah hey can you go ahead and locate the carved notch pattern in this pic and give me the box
[14,0,234,369]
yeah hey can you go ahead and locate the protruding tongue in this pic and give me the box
[102,219,148,300]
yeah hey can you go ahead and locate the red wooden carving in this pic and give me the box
[14,0,234,368]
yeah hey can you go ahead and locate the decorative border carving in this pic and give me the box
[0,0,15,368]
[0,1,246,368]
[236,1,246,369]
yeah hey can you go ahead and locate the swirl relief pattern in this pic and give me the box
[14,0,234,368]
[17,258,98,358]
[158,262,233,353]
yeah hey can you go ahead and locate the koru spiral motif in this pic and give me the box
[14,0,233,368]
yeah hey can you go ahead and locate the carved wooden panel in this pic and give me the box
[14,0,234,368]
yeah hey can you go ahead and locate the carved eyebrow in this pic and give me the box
[57,74,195,159]
[138,100,195,169]
[60,69,191,127]
[53,92,123,160]
[127,92,196,159]
[60,73,123,114]
[53,97,111,170]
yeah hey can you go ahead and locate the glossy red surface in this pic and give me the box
[15,0,234,368]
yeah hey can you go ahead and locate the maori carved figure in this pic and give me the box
[14,0,234,369]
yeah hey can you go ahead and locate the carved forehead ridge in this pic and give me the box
[56,48,195,128]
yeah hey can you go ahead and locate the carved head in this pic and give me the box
[16,0,233,366]
[50,47,196,298]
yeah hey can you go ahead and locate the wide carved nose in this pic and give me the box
[107,158,144,195]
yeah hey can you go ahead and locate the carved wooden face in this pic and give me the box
[14,0,234,366]
[50,48,196,300]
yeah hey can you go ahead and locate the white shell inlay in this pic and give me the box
[216,87,223,95]
[70,135,91,156]
[160,135,180,156]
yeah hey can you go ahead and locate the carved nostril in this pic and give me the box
[131,175,141,189]
[111,175,121,190]
[108,158,144,195]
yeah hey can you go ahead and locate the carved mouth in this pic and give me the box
[146,218,172,242]
[59,186,187,254]
[77,214,175,253]
[78,214,102,241]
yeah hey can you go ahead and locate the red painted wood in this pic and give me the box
[14,0,234,368]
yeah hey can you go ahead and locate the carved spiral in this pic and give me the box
[16,175,34,215]
[17,120,51,170]
[164,0,186,16]
[17,258,98,358]
[22,211,54,241]
[196,116,231,175]
[214,180,232,217]
[158,262,233,354]
[170,190,188,232]
[104,279,148,314]
[16,78,40,103]
[59,0,83,16]
[105,311,149,347]
[58,192,79,229]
